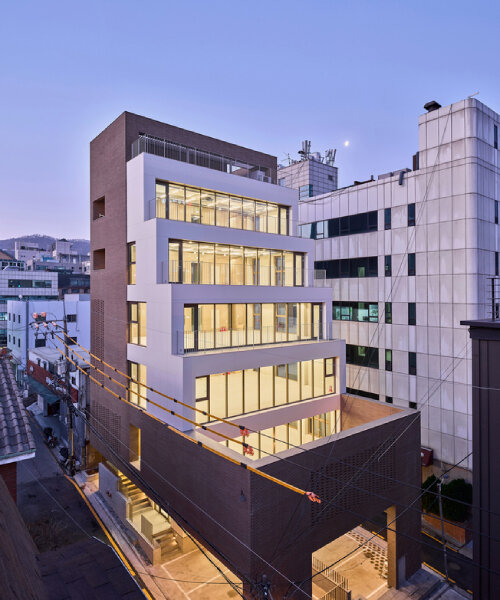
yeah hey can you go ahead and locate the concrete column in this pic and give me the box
[386,504,421,588]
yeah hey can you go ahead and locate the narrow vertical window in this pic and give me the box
[408,302,416,325]
[409,352,417,376]
[496,252,499,277]
[385,255,392,277]
[384,208,391,230]
[495,201,499,225]
[128,302,146,346]
[495,124,498,150]
[385,302,392,324]
[408,203,416,227]
[385,349,392,371]
[128,361,147,409]
[128,243,136,285]
[129,425,141,469]
[408,253,416,276]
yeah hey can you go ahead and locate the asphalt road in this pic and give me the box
[17,421,106,551]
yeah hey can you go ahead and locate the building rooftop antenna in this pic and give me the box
[298,140,311,161]
[325,148,336,166]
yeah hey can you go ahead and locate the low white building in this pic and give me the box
[6,293,90,376]
[0,269,58,349]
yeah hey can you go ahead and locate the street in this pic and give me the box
[17,420,106,551]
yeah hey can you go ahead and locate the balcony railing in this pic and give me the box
[164,260,303,287]
[176,322,334,354]
[146,198,301,237]
[132,134,275,184]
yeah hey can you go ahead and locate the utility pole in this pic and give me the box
[62,314,76,476]
[437,474,449,582]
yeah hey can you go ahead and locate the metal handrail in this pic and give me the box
[132,134,276,184]
[177,322,335,355]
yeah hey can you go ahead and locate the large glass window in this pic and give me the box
[195,357,337,422]
[259,249,271,286]
[299,210,378,239]
[185,187,201,223]
[156,183,167,219]
[215,245,230,285]
[169,241,180,283]
[169,239,304,286]
[230,246,244,285]
[244,247,258,285]
[128,302,146,346]
[184,301,322,352]
[169,184,185,221]
[221,409,340,459]
[155,180,289,234]
[332,301,378,322]
[201,190,216,225]
[315,257,378,279]
[230,196,243,229]
[182,241,199,284]
[199,242,214,284]
[346,344,379,368]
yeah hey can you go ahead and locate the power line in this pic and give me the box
[283,451,475,599]
[46,333,307,597]
[49,327,499,519]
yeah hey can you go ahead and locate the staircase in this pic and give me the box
[119,474,151,520]
[153,528,177,561]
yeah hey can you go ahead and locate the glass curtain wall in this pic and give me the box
[184,302,323,351]
[225,410,340,459]
[195,357,337,422]
[156,181,289,235]
[169,240,304,287]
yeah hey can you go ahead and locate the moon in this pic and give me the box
[344,140,350,147]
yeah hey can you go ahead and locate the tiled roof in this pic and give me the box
[0,476,146,600]
[0,356,35,462]
[0,249,15,260]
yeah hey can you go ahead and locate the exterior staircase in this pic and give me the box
[119,474,151,519]
[153,528,177,561]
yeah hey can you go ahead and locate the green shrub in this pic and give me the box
[421,476,472,523]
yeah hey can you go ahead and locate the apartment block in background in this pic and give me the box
[291,98,500,474]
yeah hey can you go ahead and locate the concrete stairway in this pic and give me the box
[118,474,151,519]
[153,528,177,561]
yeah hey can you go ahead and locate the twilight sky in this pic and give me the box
[1,0,499,240]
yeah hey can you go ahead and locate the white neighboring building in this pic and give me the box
[7,293,90,375]
[288,97,500,473]
[0,269,58,349]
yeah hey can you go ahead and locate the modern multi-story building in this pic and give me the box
[289,97,500,475]
[88,112,421,596]
[0,269,58,349]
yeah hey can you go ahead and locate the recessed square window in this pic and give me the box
[93,248,105,270]
[93,197,105,220]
